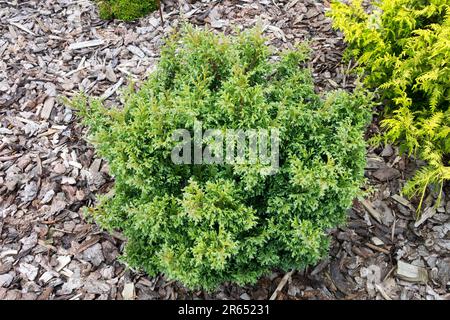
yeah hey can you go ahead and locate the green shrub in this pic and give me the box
[329,0,450,214]
[72,26,371,290]
[96,0,158,21]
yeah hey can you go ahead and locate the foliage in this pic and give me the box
[71,26,372,290]
[96,0,158,21]
[329,0,450,214]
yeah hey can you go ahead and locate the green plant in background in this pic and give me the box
[96,0,158,21]
[329,0,450,215]
[70,25,372,290]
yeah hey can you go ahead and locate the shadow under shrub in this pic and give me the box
[72,25,372,290]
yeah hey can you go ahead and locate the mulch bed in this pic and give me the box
[0,0,449,300]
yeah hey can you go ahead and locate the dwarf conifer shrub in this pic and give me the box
[96,0,157,21]
[329,0,450,214]
[73,26,371,290]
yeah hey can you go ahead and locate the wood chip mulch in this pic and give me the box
[0,0,449,300]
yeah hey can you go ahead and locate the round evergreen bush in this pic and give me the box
[74,26,372,290]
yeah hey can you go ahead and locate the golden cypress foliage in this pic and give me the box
[329,0,450,216]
